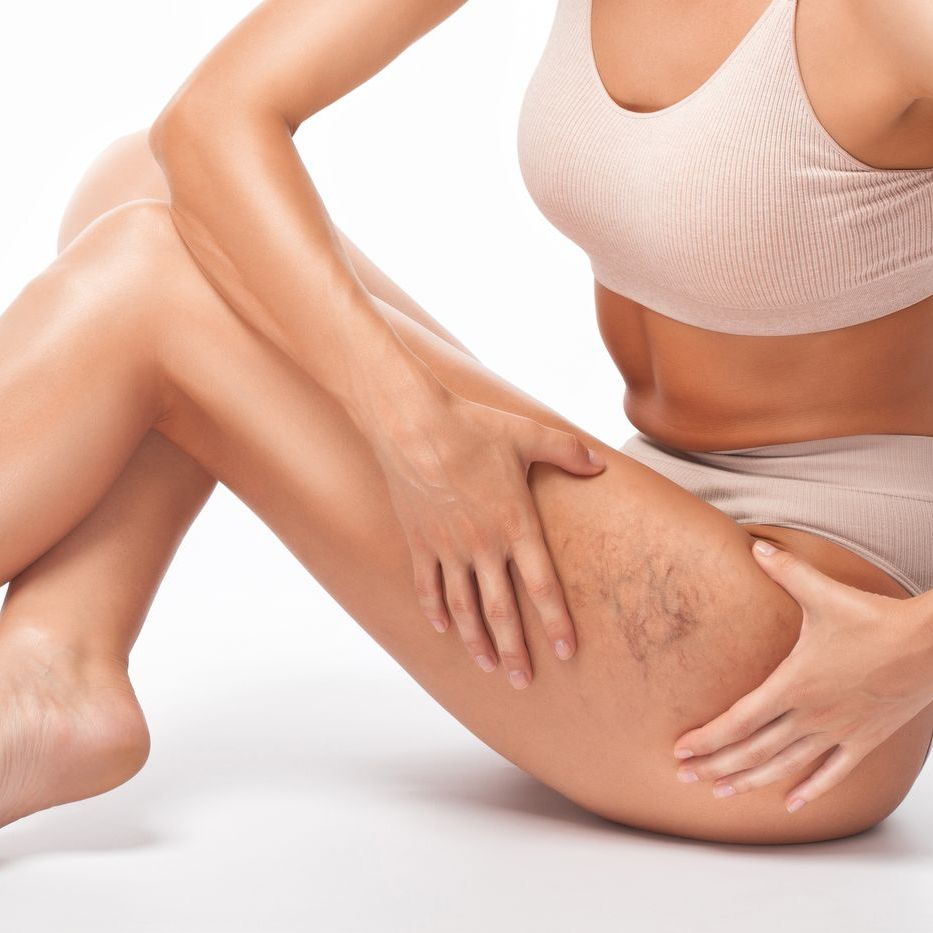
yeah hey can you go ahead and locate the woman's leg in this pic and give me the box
[3,198,932,845]
[5,134,218,654]
[0,129,483,827]
[0,135,219,825]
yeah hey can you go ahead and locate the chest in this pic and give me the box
[515,0,933,332]
[588,0,914,168]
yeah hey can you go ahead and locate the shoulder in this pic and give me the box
[850,0,933,100]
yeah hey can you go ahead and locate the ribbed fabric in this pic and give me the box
[516,0,933,335]
[620,431,933,596]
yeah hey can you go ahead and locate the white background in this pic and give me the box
[1,1,932,931]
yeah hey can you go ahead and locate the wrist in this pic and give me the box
[284,276,449,434]
[338,327,451,439]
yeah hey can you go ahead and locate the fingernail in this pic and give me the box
[475,654,496,672]
[588,447,605,466]
[754,539,776,556]
[554,639,573,660]
[509,670,530,689]
[713,783,736,798]
[787,797,806,813]
[430,619,447,633]
[674,748,694,760]
[677,770,699,784]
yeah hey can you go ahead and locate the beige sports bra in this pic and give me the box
[516,0,933,335]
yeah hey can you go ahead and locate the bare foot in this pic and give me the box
[0,625,150,829]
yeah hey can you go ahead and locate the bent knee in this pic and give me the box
[58,128,169,251]
[30,199,197,387]
[54,198,185,294]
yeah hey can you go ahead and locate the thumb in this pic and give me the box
[751,539,836,609]
[523,425,607,475]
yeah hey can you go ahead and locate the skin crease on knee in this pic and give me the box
[1,131,932,846]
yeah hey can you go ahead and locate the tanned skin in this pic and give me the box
[0,0,931,844]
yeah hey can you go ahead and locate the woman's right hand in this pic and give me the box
[367,386,608,689]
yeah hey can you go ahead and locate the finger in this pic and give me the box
[410,547,450,634]
[441,560,498,673]
[674,668,794,760]
[708,732,832,798]
[509,529,576,661]
[473,558,533,689]
[521,423,606,476]
[784,744,861,813]
[750,541,838,614]
[676,711,798,784]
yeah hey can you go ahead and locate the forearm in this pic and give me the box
[148,103,444,434]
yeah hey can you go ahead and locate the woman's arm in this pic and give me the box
[148,0,468,431]
[851,0,933,106]
[147,0,608,686]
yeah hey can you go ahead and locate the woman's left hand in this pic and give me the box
[672,539,933,813]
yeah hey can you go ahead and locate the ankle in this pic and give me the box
[0,621,130,679]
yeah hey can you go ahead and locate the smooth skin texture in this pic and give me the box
[0,129,484,831]
[0,0,931,842]
[594,0,933,450]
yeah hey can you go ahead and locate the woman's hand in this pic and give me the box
[369,386,607,688]
[672,539,933,812]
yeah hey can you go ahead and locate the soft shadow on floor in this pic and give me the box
[0,798,161,868]
[375,750,933,860]
[1,673,930,865]
[372,751,607,827]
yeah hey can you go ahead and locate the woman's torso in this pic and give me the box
[596,285,933,451]
[520,0,933,451]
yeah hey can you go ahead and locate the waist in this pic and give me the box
[622,391,933,451]
[597,286,933,450]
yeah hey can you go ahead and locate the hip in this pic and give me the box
[619,430,933,597]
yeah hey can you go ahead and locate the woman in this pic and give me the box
[1,0,931,845]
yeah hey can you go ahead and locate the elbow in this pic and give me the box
[146,107,173,169]
[148,87,290,180]
[148,92,204,176]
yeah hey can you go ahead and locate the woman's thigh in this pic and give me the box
[142,204,933,844]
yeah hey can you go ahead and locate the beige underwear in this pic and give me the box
[620,431,933,598]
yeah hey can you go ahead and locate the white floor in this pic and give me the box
[1,488,932,933]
